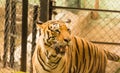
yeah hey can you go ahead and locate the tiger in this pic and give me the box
[32,20,120,73]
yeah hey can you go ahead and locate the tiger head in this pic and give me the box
[36,20,71,56]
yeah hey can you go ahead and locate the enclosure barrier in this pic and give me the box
[3,0,10,67]
[52,6,120,13]
[1,0,120,73]
[3,0,39,72]
[20,0,28,72]
[10,0,16,68]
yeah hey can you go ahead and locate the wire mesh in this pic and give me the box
[56,0,120,11]
[83,0,120,11]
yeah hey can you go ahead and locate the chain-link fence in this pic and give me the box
[52,0,120,73]
[0,0,40,72]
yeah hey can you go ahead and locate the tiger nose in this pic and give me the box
[64,38,71,43]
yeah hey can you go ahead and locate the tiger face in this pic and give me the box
[37,20,71,56]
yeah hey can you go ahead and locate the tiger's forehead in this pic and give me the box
[43,20,67,29]
[45,20,65,25]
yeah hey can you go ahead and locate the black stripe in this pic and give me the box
[74,37,79,72]
[73,66,76,73]
[81,39,86,73]
[90,45,98,73]
[87,42,91,67]
[44,31,52,46]
[49,58,62,70]
[37,50,50,72]
[74,37,81,73]
[69,53,72,73]
[44,30,46,38]
[39,52,48,67]
[74,37,80,54]
[81,39,85,62]
[60,61,66,73]
[94,45,97,59]
[97,53,101,73]
[89,44,95,73]
[104,56,107,72]
[39,50,62,70]
[55,57,62,64]
[60,61,65,70]
[75,52,78,70]
[78,62,81,73]
[62,68,65,73]
[83,59,86,73]
[46,31,50,43]
[48,26,51,30]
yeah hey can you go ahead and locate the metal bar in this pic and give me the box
[21,0,28,72]
[91,41,120,45]
[49,0,53,20]
[77,0,80,8]
[40,0,49,22]
[3,0,10,67]
[10,0,16,68]
[52,6,120,13]
[30,5,38,73]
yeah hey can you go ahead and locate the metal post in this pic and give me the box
[40,0,49,22]
[10,0,16,68]
[49,0,56,20]
[77,0,80,8]
[3,0,10,67]
[49,0,52,20]
[21,0,28,72]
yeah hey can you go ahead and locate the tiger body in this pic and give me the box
[32,20,120,73]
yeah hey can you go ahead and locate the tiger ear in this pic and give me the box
[65,19,71,23]
[36,21,45,29]
[64,19,71,29]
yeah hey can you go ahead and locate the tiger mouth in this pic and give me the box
[55,45,68,55]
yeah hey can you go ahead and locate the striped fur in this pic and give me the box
[32,20,120,73]
[66,36,119,73]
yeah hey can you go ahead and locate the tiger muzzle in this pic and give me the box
[55,46,66,55]
[55,41,70,55]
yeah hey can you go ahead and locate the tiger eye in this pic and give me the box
[67,28,71,33]
[55,29,60,34]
